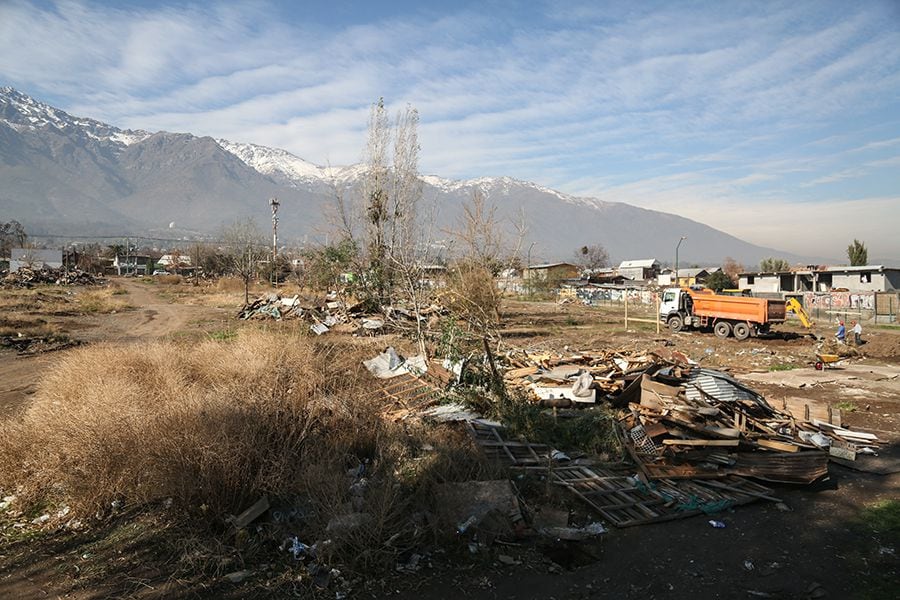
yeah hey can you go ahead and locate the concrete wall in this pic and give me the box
[830,271,887,292]
[9,248,62,271]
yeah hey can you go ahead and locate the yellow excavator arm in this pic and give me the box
[785,297,813,329]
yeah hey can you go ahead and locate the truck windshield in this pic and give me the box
[663,291,676,303]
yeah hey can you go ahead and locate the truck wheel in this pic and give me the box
[733,322,751,340]
[714,321,732,338]
[668,315,684,333]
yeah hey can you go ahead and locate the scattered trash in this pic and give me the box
[224,570,253,584]
[363,347,428,379]
[708,520,726,528]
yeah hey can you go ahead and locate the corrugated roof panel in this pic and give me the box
[684,368,757,404]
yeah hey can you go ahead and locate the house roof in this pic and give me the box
[823,265,889,273]
[676,268,709,278]
[618,259,659,269]
[739,265,897,277]
[526,262,579,270]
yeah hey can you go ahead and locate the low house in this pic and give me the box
[9,248,63,272]
[522,262,581,281]
[157,254,192,268]
[587,268,627,285]
[739,265,900,295]
[112,254,154,276]
[618,259,660,281]
[674,267,719,288]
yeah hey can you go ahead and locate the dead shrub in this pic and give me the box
[75,288,131,313]
[0,332,489,570]
[155,274,182,285]
[443,262,502,333]
[215,276,244,293]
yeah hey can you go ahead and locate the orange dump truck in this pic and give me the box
[658,287,788,340]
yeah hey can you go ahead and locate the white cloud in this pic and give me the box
[1,0,898,257]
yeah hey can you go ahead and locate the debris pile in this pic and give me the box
[502,346,680,406]
[359,341,881,532]
[237,292,445,336]
[1,267,102,288]
[617,365,847,484]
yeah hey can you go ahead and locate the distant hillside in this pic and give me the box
[0,87,822,265]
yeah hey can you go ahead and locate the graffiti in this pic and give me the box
[803,292,875,311]
[575,287,657,306]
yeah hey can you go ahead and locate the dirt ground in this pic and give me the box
[1,284,898,599]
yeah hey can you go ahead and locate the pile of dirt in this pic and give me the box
[858,330,900,362]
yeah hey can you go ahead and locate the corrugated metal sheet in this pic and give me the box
[684,368,759,404]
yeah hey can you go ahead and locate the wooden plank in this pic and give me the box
[661,439,740,447]
[757,438,800,453]
[231,496,269,530]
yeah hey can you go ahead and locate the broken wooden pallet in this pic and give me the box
[552,465,778,527]
[464,420,556,467]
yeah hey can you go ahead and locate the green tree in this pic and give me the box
[301,238,358,292]
[759,257,790,272]
[847,239,868,266]
[705,270,735,292]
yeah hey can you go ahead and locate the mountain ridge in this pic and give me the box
[0,87,831,266]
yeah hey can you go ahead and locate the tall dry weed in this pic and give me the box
[0,332,392,522]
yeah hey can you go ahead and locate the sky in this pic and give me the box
[1,0,899,259]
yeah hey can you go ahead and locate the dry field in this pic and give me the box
[0,279,898,599]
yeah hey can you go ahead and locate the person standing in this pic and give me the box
[836,320,846,342]
[851,320,862,345]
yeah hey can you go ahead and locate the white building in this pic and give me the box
[739,265,900,294]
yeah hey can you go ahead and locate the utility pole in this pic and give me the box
[675,236,687,287]
[269,197,280,286]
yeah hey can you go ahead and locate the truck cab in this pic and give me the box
[659,287,694,333]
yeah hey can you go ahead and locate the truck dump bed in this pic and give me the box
[690,292,786,324]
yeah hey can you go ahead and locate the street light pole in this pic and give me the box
[269,197,280,286]
[675,236,687,286]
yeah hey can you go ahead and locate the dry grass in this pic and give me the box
[74,287,132,313]
[0,331,486,569]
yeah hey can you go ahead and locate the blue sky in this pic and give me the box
[1,0,899,259]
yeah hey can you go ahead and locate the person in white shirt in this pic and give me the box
[851,320,862,345]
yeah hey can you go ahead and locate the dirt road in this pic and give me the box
[0,279,228,418]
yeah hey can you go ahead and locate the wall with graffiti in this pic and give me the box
[802,291,875,310]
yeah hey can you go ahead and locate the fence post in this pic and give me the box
[624,288,629,330]
[655,293,660,334]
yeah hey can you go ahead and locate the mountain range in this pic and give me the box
[0,87,821,266]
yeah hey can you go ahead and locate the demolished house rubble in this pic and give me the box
[361,342,881,532]
[1,267,103,288]
[237,292,444,337]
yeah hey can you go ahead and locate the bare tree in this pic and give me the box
[443,190,528,339]
[0,220,27,257]
[222,219,267,304]
[574,244,610,270]
[722,256,744,281]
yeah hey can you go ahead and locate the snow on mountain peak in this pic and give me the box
[0,87,150,145]
[216,139,369,186]
[215,139,325,183]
